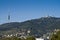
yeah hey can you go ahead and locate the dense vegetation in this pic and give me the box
[0,36,36,40]
[50,31,60,40]
[0,17,60,36]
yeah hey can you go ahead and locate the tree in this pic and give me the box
[50,31,60,40]
[1,36,21,40]
[26,36,36,40]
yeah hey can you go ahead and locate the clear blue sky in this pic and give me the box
[0,0,60,24]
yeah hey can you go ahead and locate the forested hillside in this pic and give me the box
[0,17,60,36]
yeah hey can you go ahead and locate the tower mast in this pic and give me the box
[8,14,10,21]
[8,11,10,23]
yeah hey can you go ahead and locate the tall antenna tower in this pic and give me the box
[8,14,10,22]
[8,9,11,23]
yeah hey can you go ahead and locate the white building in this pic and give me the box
[36,38,44,40]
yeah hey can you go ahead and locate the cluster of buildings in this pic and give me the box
[0,29,60,40]
[0,30,31,39]
[2,31,50,40]
[36,29,60,40]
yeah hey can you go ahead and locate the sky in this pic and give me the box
[0,0,60,24]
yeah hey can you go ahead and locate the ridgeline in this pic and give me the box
[0,17,60,36]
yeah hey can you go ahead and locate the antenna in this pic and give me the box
[8,14,10,21]
[8,8,11,23]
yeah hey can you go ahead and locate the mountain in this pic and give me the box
[0,17,60,36]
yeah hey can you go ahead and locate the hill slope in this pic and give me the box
[0,17,60,36]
